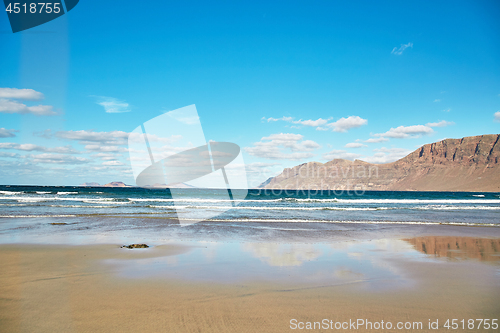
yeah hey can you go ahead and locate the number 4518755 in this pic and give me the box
[444,319,498,330]
[5,3,61,14]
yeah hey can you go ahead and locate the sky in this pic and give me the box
[0,0,499,187]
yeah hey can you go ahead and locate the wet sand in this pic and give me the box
[1,235,499,332]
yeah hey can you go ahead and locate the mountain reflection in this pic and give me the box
[404,236,500,262]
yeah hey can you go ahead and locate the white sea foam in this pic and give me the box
[47,204,121,208]
[56,191,79,195]
[294,198,500,204]
[129,197,500,204]
[153,205,383,211]
[148,204,500,211]
[0,191,23,195]
[472,194,485,197]
[0,215,77,218]
[128,198,282,203]
[202,218,499,227]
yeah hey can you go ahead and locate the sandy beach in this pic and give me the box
[1,231,499,332]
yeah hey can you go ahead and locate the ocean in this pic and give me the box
[1,185,499,244]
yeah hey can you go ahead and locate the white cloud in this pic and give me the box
[0,143,80,154]
[345,142,367,148]
[85,145,127,152]
[0,88,44,100]
[0,128,17,138]
[433,99,441,103]
[263,115,367,132]
[426,120,454,127]
[264,116,329,128]
[391,42,413,55]
[442,108,451,112]
[327,116,368,132]
[374,125,434,139]
[48,130,179,147]
[365,137,389,143]
[102,160,125,166]
[52,130,130,145]
[322,149,361,161]
[95,96,131,113]
[495,111,500,122]
[0,152,19,158]
[0,98,56,116]
[245,133,320,161]
[31,153,89,164]
[264,116,293,123]
[92,153,121,161]
[362,147,412,164]
[294,118,329,127]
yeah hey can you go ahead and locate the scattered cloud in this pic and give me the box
[442,108,451,112]
[391,42,413,55]
[294,118,329,127]
[0,143,80,154]
[322,149,361,161]
[0,88,43,100]
[433,99,441,103]
[495,111,500,122]
[0,128,17,138]
[263,116,329,128]
[245,162,281,175]
[94,96,131,113]
[263,115,366,132]
[85,145,127,153]
[42,129,179,147]
[363,147,412,163]
[264,116,293,123]
[374,125,434,139]
[345,142,367,148]
[92,153,121,161]
[426,120,454,127]
[31,153,89,164]
[0,98,56,116]
[362,147,412,164]
[245,133,320,160]
[0,88,56,116]
[0,152,19,158]
[53,130,131,145]
[327,116,368,132]
[102,160,125,166]
[365,137,389,143]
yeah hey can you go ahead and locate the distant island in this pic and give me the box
[259,134,500,192]
[80,182,195,188]
[80,181,132,187]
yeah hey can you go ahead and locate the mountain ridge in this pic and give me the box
[259,134,500,192]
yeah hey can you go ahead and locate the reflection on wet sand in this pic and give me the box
[241,243,322,266]
[404,236,500,262]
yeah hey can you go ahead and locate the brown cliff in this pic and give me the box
[260,134,500,192]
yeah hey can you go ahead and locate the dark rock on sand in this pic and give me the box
[121,244,149,249]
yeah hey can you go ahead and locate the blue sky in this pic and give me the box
[0,0,499,186]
